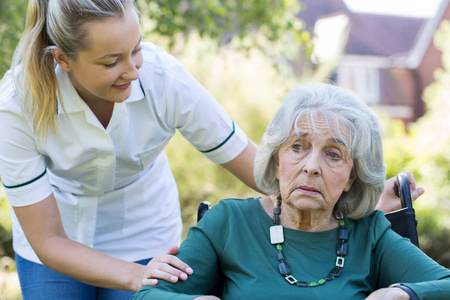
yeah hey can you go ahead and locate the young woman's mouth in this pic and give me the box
[113,82,131,90]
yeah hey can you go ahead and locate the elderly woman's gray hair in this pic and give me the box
[254,83,386,219]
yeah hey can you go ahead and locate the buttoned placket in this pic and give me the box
[55,69,143,247]
[73,101,117,246]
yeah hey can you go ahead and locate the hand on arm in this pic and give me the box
[14,194,192,291]
[376,172,425,213]
[141,245,193,286]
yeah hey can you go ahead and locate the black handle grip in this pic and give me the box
[197,201,211,222]
[386,173,419,247]
[395,173,413,209]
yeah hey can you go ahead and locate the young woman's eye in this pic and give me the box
[132,46,143,55]
[105,60,119,68]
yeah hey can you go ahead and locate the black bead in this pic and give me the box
[329,266,342,278]
[278,262,291,276]
[273,215,280,225]
[273,207,281,215]
[277,251,285,261]
[338,227,349,240]
[337,242,348,256]
[296,281,309,287]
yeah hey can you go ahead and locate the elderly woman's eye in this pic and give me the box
[328,151,341,159]
[292,143,304,151]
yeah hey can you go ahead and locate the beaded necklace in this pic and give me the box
[270,195,348,287]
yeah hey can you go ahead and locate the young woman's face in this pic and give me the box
[66,8,143,105]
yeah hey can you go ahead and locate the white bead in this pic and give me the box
[270,225,284,244]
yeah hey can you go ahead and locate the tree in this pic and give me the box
[0,0,27,78]
[138,0,310,49]
[0,0,27,260]
[0,0,312,79]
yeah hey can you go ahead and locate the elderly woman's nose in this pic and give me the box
[302,153,321,176]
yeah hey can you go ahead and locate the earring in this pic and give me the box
[66,67,70,71]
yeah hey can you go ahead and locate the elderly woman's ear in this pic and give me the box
[344,177,355,192]
[344,171,356,192]
[274,154,279,179]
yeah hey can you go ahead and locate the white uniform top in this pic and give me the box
[0,42,248,264]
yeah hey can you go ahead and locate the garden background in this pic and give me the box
[0,0,449,298]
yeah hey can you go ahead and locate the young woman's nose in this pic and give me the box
[122,57,140,81]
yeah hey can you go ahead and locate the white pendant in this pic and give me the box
[270,225,284,244]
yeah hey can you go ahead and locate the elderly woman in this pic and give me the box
[133,84,450,299]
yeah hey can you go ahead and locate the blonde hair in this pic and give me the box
[11,0,137,138]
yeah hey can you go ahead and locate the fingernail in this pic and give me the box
[186,267,193,274]
[170,276,178,282]
[180,273,188,280]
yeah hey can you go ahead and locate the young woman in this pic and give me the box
[0,0,257,298]
[0,0,423,299]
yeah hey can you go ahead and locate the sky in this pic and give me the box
[344,0,444,18]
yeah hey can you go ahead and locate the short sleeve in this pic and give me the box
[163,60,248,164]
[0,76,52,206]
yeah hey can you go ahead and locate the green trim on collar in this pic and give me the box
[139,78,146,97]
[3,169,47,189]
[200,121,235,153]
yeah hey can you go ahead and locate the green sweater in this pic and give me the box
[133,197,450,299]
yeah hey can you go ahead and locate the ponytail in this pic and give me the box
[12,0,61,138]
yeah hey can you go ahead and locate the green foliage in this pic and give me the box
[0,187,13,259]
[137,0,313,60]
[0,0,27,263]
[380,116,416,179]
[382,105,450,267]
[0,0,313,79]
[0,0,27,78]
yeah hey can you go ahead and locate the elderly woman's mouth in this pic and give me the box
[297,186,320,195]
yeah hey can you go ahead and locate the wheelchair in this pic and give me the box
[196,173,419,298]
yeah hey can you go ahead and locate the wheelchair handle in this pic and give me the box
[197,201,211,222]
[394,173,413,209]
[386,173,419,247]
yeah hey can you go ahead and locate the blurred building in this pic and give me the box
[297,0,450,124]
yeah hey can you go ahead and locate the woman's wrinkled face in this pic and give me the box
[276,115,354,214]
[65,7,143,104]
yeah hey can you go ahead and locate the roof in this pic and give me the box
[297,0,426,57]
[345,13,425,57]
